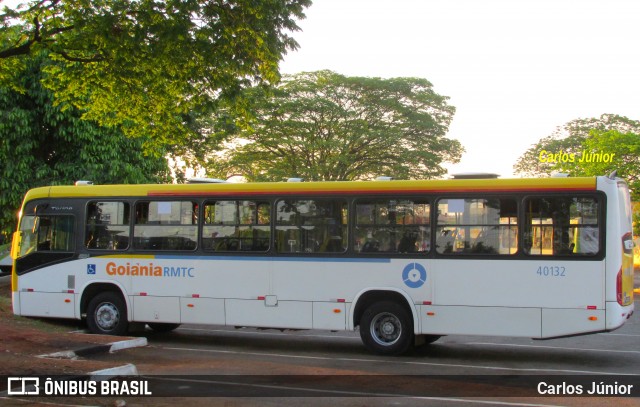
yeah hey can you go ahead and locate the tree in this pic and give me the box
[0,53,171,236]
[207,70,462,181]
[513,114,640,200]
[514,114,640,176]
[0,0,310,150]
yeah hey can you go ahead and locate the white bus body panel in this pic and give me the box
[420,305,541,337]
[226,299,312,329]
[15,254,611,339]
[313,302,346,330]
[427,259,605,338]
[541,308,605,337]
[272,258,423,332]
[14,261,80,319]
[605,302,629,331]
[133,296,180,324]
[180,297,226,325]
[18,291,76,319]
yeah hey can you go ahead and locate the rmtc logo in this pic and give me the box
[402,262,427,288]
[87,264,96,275]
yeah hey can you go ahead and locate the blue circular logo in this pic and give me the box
[402,263,427,288]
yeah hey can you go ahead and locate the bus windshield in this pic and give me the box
[17,216,37,258]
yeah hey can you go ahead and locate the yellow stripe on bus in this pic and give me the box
[96,254,156,259]
[25,177,598,200]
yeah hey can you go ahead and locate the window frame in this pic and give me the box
[353,198,432,255]
[133,200,199,252]
[63,190,606,261]
[522,193,605,258]
[202,199,272,253]
[85,200,131,251]
[274,197,349,255]
[434,196,519,256]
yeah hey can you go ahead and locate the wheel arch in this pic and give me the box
[350,288,419,333]
[79,281,129,320]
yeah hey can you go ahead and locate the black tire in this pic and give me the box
[359,301,414,356]
[86,292,129,335]
[148,323,180,333]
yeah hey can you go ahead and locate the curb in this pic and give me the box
[39,337,148,360]
[89,363,139,378]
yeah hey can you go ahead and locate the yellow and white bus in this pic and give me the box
[10,175,635,355]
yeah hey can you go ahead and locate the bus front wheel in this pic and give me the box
[359,301,414,355]
[86,292,129,335]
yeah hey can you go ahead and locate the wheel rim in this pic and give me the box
[95,302,119,331]
[370,312,402,346]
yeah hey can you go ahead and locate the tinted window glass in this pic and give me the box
[20,215,75,254]
[355,199,431,254]
[203,201,270,252]
[86,201,130,250]
[276,199,347,253]
[524,196,599,256]
[134,201,198,251]
[436,198,517,255]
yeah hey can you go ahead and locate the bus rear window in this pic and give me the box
[524,196,600,256]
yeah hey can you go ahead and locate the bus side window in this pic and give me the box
[133,201,198,251]
[276,199,347,254]
[203,201,271,252]
[524,196,600,256]
[435,198,517,255]
[355,199,430,254]
[86,202,130,250]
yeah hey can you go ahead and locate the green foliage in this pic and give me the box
[514,114,640,199]
[633,202,640,240]
[0,54,171,236]
[207,70,462,181]
[0,0,310,151]
[514,114,640,176]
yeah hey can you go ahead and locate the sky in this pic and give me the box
[279,0,640,178]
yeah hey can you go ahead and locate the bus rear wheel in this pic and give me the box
[86,292,129,336]
[359,301,414,355]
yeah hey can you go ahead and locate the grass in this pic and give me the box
[0,288,82,334]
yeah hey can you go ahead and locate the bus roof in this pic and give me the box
[23,177,599,201]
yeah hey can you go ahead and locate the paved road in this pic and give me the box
[2,273,639,406]
[84,297,640,406]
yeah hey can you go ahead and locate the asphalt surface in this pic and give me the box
[2,272,640,406]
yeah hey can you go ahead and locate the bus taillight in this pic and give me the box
[616,267,623,306]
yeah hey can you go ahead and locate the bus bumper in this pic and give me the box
[12,291,20,315]
[605,301,634,331]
